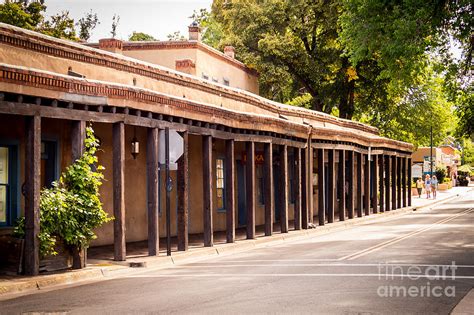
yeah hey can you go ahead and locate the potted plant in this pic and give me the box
[14,126,112,272]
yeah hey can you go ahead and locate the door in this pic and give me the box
[41,140,58,188]
[237,161,246,226]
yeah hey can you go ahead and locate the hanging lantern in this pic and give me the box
[131,132,139,159]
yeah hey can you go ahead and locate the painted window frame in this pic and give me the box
[216,157,226,212]
[0,140,19,228]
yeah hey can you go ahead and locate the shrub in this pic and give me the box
[14,126,112,258]
[435,166,447,184]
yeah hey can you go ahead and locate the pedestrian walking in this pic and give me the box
[424,174,431,199]
[416,178,423,198]
[431,175,438,199]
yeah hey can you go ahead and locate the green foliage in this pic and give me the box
[14,126,111,258]
[129,31,156,41]
[76,10,99,41]
[39,11,76,40]
[167,31,185,41]
[0,1,46,30]
[287,93,312,110]
[190,8,223,48]
[435,166,447,184]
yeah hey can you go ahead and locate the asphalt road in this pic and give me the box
[1,193,473,314]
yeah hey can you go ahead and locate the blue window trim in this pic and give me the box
[216,157,226,212]
[0,140,20,227]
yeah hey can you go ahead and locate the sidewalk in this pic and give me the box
[1,185,472,298]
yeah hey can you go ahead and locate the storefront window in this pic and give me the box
[0,147,9,224]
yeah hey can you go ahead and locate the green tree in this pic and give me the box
[39,10,76,40]
[129,31,156,41]
[76,10,99,41]
[167,30,185,41]
[14,126,112,259]
[0,0,46,30]
[190,8,223,48]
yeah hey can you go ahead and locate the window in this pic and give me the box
[0,144,18,227]
[212,77,218,83]
[202,73,209,80]
[216,158,225,210]
[223,78,230,86]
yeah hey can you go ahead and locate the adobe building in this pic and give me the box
[0,22,413,276]
[86,23,259,94]
[411,146,460,180]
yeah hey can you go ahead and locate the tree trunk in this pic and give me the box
[71,246,86,269]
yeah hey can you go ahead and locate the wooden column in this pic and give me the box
[327,149,335,223]
[317,148,325,225]
[24,115,41,276]
[338,150,346,221]
[147,127,160,255]
[397,156,402,208]
[347,151,354,219]
[177,131,189,250]
[372,155,379,213]
[113,122,126,261]
[308,144,314,224]
[246,141,256,239]
[294,147,302,230]
[279,145,289,233]
[379,155,385,212]
[385,155,391,211]
[356,152,363,217]
[71,120,86,162]
[402,157,407,208]
[363,154,370,216]
[301,147,308,229]
[225,139,236,243]
[407,158,412,206]
[203,135,214,246]
[264,142,274,236]
[391,155,397,210]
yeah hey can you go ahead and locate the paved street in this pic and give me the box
[1,192,473,314]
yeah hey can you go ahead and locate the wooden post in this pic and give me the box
[372,155,379,214]
[24,115,40,276]
[71,120,87,269]
[308,144,314,224]
[71,120,86,162]
[379,154,384,212]
[264,142,274,236]
[113,122,126,261]
[407,158,412,206]
[203,135,213,247]
[279,145,289,233]
[301,147,308,229]
[147,127,160,255]
[397,156,402,208]
[294,147,302,230]
[347,151,354,219]
[225,139,236,243]
[317,148,325,225]
[246,141,256,239]
[327,149,335,223]
[402,157,407,208]
[391,155,397,210]
[364,154,370,216]
[338,150,346,221]
[385,155,391,211]
[356,152,363,217]
[177,131,189,250]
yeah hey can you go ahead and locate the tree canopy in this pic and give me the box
[129,31,156,41]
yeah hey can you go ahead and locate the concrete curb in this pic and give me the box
[1,188,471,297]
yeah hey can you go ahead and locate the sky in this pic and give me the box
[44,0,213,42]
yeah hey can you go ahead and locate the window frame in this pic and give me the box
[0,141,19,228]
[216,157,226,212]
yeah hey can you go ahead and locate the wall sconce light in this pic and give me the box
[131,128,139,159]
